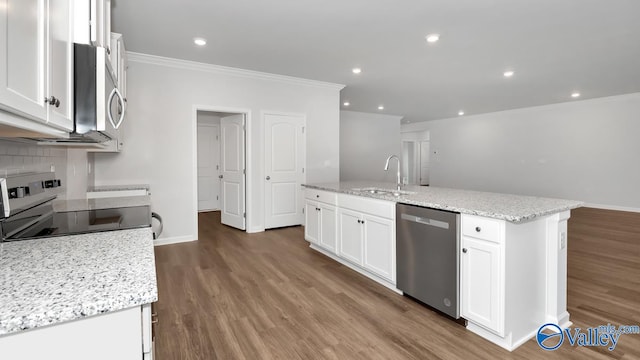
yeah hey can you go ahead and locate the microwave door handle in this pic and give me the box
[107,88,118,129]
[113,88,126,129]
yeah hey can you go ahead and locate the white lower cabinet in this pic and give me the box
[363,214,395,281]
[337,208,364,264]
[304,190,337,254]
[336,194,396,284]
[305,189,396,285]
[461,235,504,335]
[318,203,337,252]
[0,304,155,360]
[304,201,320,244]
[459,213,571,351]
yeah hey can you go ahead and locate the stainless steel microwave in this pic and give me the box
[72,43,125,143]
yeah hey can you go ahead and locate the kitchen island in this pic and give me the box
[0,227,157,359]
[303,182,582,351]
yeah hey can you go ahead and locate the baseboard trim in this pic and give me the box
[247,226,265,234]
[154,235,196,246]
[584,203,640,213]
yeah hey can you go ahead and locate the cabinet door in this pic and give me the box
[338,208,363,265]
[0,0,48,122]
[363,214,395,282]
[46,0,73,130]
[461,236,504,335]
[304,200,319,243]
[318,203,337,253]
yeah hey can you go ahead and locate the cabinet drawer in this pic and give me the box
[305,188,338,206]
[461,215,503,243]
[338,194,395,219]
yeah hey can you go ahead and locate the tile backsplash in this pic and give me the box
[0,139,68,193]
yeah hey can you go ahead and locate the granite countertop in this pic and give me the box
[87,184,150,192]
[304,182,583,223]
[0,227,157,336]
[53,195,151,212]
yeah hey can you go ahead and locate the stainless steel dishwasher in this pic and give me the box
[396,203,460,318]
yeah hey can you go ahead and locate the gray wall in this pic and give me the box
[93,53,342,240]
[401,93,640,211]
[340,110,403,182]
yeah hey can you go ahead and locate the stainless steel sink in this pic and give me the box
[351,187,416,197]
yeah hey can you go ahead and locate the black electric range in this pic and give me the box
[0,173,151,242]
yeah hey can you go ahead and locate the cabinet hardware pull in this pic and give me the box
[316,195,319,198]
[266,176,271,180]
[475,226,481,232]
[45,96,60,107]
[462,248,468,253]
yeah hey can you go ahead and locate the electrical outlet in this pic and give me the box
[50,165,55,172]
[560,232,567,250]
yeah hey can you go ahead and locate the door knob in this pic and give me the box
[462,248,468,253]
[266,176,271,180]
[218,175,223,179]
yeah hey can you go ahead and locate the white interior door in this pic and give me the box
[220,114,246,230]
[264,113,305,229]
[197,123,220,211]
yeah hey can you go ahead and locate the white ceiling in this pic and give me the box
[111,0,640,123]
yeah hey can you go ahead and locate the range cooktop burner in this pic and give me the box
[1,206,151,241]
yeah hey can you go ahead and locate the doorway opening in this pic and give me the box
[401,131,430,186]
[196,109,247,231]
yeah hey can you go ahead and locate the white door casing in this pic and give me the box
[264,113,305,229]
[220,114,245,230]
[197,123,220,211]
[419,141,430,186]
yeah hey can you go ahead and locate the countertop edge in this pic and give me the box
[302,183,583,223]
[0,228,158,337]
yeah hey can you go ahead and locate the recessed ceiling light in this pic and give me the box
[571,92,581,98]
[426,34,440,43]
[378,105,384,110]
[352,68,362,74]
[343,102,350,106]
[193,37,207,46]
[503,70,515,78]
[458,110,465,116]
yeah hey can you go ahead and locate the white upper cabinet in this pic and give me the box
[110,33,127,98]
[47,0,74,130]
[74,0,111,51]
[0,0,73,132]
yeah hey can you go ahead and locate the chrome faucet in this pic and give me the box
[384,155,402,191]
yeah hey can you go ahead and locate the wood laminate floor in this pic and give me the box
[154,208,640,359]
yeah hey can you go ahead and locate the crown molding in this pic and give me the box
[127,52,345,91]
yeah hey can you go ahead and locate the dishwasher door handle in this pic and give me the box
[400,214,450,230]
